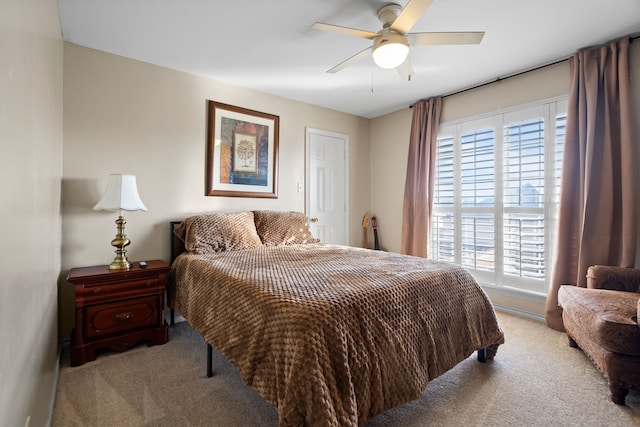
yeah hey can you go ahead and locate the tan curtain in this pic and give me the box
[401,97,442,257]
[545,37,637,331]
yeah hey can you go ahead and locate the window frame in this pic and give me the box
[431,97,567,296]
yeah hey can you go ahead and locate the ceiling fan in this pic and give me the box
[311,0,484,80]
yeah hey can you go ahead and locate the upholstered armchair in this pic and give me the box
[558,265,640,405]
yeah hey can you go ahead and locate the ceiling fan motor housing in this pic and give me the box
[377,3,403,28]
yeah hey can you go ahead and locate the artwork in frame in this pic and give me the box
[206,101,279,198]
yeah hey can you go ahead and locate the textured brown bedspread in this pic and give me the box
[170,244,504,427]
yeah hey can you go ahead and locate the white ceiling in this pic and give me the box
[57,0,640,119]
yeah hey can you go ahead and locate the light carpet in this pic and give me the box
[51,311,640,426]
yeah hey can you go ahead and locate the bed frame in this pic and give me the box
[170,221,186,263]
[169,220,215,376]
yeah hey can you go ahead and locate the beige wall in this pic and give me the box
[370,42,640,317]
[60,43,371,338]
[0,0,63,425]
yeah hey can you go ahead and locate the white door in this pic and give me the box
[306,128,348,245]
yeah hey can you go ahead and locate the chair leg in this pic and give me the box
[609,384,628,405]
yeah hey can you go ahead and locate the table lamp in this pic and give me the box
[93,174,147,269]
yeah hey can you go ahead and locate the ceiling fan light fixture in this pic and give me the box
[372,31,409,69]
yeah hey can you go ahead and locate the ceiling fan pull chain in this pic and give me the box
[371,66,375,93]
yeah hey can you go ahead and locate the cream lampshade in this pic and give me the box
[93,174,147,269]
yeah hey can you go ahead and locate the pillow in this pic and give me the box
[252,210,320,246]
[179,212,263,254]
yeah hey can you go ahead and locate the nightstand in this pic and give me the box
[67,260,170,366]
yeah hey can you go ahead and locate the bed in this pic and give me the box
[167,210,504,427]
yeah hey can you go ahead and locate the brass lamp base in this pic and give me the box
[109,215,133,270]
[109,257,133,270]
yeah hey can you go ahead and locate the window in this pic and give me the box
[431,99,567,295]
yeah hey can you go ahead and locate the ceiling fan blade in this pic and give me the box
[311,22,378,40]
[390,0,433,34]
[409,32,485,45]
[395,56,414,81]
[327,47,372,73]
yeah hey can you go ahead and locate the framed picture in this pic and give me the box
[206,101,279,198]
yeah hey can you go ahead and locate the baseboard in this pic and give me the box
[46,340,67,426]
[165,307,186,325]
[494,304,545,323]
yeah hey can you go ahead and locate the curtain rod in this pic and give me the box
[442,56,570,99]
[410,56,568,107]
[411,32,640,107]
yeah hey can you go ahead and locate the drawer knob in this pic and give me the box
[115,312,134,321]
[93,287,102,294]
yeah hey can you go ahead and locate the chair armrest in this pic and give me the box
[586,265,640,292]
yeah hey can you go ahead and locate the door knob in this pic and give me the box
[310,217,318,223]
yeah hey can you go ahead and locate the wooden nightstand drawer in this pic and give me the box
[81,277,159,304]
[85,296,158,338]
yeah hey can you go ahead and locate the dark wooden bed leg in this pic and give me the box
[477,348,487,363]
[170,308,175,326]
[207,343,213,377]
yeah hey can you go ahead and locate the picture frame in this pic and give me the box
[206,100,279,198]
